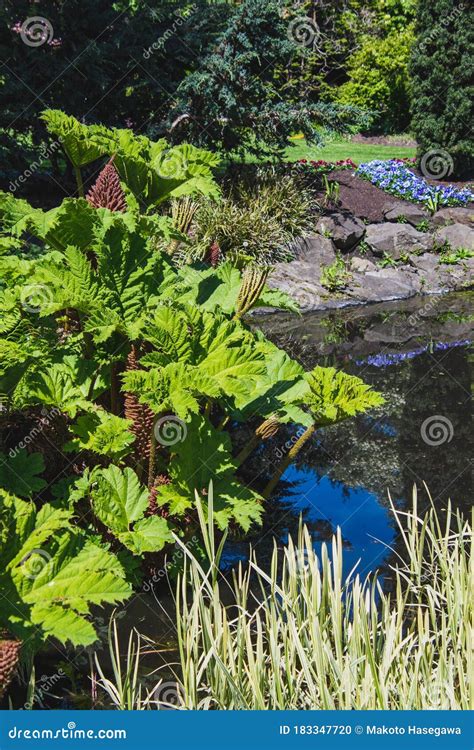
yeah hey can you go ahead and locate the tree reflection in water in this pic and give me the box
[226,292,473,575]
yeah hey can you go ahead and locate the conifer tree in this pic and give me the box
[410,0,474,176]
[169,0,361,156]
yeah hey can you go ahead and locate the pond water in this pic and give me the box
[20,291,473,708]
[223,290,473,578]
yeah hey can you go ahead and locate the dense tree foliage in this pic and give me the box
[0,0,472,175]
[169,0,366,156]
[410,0,474,175]
[1,0,423,166]
[335,27,414,133]
[0,1,223,138]
[278,0,416,133]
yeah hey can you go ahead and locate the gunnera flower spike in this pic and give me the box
[0,637,21,701]
[86,157,127,212]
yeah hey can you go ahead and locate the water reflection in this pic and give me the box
[279,470,395,578]
[225,292,473,575]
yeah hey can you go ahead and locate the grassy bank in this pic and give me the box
[285,137,417,164]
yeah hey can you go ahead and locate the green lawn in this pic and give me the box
[284,137,416,164]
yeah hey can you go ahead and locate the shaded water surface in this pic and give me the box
[224,291,473,576]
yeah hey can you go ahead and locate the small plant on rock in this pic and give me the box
[320,254,351,292]
[415,219,430,232]
[322,175,341,208]
[439,247,474,265]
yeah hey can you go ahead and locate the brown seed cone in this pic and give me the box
[86,161,127,212]
[148,474,171,516]
[256,416,280,441]
[206,240,221,268]
[0,639,21,702]
[124,345,155,461]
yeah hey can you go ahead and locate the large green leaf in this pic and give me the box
[226,338,311,425]
[122,362,220,420]
[118,517,174,555]
[111,137,220,209]
[136,306,266,412]
[156,415,262,531]
[65,412,135,461]
[91,465,149,533]
[301,366,385,426]
[0,191,44,238]
[0,451,46,498]
[27,363,94,417]
[41,110,110,168]
[0,493,133,650]
[90,466,173,554]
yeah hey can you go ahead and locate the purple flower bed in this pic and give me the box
[356,159,474,208]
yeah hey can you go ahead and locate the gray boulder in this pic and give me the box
[315,211,365,252]
[434,223,474,250]
[350,256,377,273]
[293,234,337,266]
[383,203,430,227]
[432,207,474,227]
[346,267,421,303]
[267,236,337,312]
[365,223,433,259]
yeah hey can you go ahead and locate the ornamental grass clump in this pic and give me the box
[357,159,473,208]
[186,172,314,266]
[174,487,472,710]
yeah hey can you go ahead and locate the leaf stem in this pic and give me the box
[148,415,159,489]
[235,433,260,466]
[74,165,84,197]
[262,423,316,500]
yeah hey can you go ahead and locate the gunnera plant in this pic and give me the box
[181,171,314,266]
